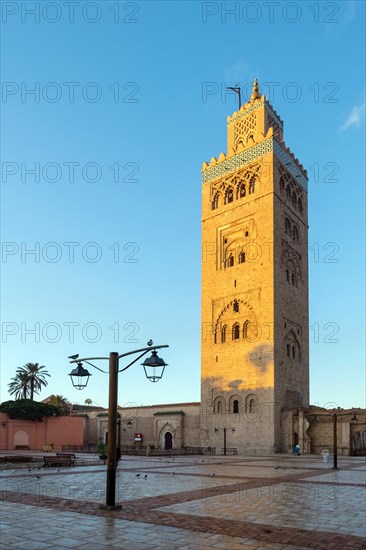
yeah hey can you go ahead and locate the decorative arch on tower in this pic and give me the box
[229,395,241,414]
[278,165,304,216]
[284,329,301,361]
[281,247,302,286]
[214,300,257,344]
[210,166,261,211]
[233,113,257,152]
[211,191,221,210]
[245,393,258,413]
[213,396,226,414]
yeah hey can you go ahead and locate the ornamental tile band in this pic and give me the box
[202,138,308,191]
[202,139,273,184]
[228,99,283,128]
[227,100,265,124]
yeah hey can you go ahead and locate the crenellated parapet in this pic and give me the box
[202,80,307,191]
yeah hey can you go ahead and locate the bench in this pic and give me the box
[56,452,78,462]
[15,445,30,450]
[43,444,54,452]
[43,455,75,467]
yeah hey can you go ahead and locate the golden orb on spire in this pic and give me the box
[250,79,261,102]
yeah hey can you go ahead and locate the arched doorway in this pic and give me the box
[14,430,29,449]
[164,432,173,450]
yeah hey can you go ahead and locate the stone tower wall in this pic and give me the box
[201,81,309,454]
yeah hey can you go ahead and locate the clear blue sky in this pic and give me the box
[1,1,365,409]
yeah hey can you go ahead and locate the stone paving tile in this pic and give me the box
[1,468,231,502]
[312,470,366,484]
[1,456,366,549]
[156,481,366,537]
[0,501,281,550]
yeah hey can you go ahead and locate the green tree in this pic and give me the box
[48,395,70,414]
[0,400,62,421]
[8,371,30,400]
[15,363,50,400]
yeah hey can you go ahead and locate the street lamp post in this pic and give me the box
[106,352,118,509]
[68,344,168,510]
[312,412,338,470]
[332,413,337,470]
[214,427,235,456]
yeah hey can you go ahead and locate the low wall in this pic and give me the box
[0,412,85,451]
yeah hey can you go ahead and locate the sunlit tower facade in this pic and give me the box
[200,81,309,453]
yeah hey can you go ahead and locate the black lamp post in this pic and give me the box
[215,427,232,456]
[332,414,338,470]
[312,413,339,470]
[68,344,168,511]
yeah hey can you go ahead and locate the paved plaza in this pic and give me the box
[0,453,365,549]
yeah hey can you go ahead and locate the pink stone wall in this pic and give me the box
[0,412,85,450]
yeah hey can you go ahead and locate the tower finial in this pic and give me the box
[250,79,261,102]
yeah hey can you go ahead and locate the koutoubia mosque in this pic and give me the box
[1,81,364,456]
[200,79,309,454]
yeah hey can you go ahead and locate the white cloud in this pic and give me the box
[340,103,366,132]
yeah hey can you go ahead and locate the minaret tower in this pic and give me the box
[200,80,309,453]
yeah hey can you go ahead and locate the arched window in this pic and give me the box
[292,226,299,242]
[243,320,249,339]
[285,330,301,361]
[221,325,227,343]
[245,394,258,413]
[232,323,240,340]
[286,269,290,282]
[238,251,246,264]
[214,397,226,414]
[249,177,255,194]
[280,177,285,196]
[292,193,297,208]
[298,198,303,215]
[291,272,297,287]
[227,254,234,268]
[233,400,239,414]
[233,300,239,313]
[249,399,257,413]
[212,194,219,210]
[285,218,291,235]
[238,183,246,198]
[225,188,234,204]
[286,186,291,202]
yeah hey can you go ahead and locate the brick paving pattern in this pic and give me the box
[0,454,365,549]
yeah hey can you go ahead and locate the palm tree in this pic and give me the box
[17,363,50,400]
[8,371,30,400]
[84,398,93,405]
[48,395,70,414]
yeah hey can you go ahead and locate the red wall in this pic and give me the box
[0,412,84,451]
